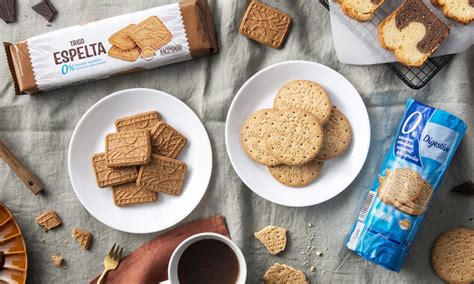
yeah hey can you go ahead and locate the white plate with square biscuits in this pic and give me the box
[68,88,212,233]
[225,60,370,207]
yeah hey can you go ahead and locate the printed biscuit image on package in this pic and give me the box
[346,98,467,272]
[377,168,433,216]
[108,16,172,62]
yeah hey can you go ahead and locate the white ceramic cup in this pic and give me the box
[161,232,247,284]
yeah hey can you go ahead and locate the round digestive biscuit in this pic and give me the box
[265,109,324,166]
[316,107,352,160]
[241,109,280,166]
[431,228,474,284]
[269,160,324,187]
[274,80,332,126]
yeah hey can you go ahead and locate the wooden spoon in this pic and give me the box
[0,141,43,195]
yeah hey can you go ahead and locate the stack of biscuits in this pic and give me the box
[377,168,433,215]
[108,16,172,62]
[91,111,188,207]
[241,80,353,187]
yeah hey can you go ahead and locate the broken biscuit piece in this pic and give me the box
[254,225,287,255]
[263,263,308,284]
[36,210,62,231]
[51,255,63,267]
[72,227,92,250]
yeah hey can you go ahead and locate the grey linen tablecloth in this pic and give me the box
[0,0,472,283]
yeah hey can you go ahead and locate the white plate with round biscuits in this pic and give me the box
[225,60,370,207]
[68,88,212,233]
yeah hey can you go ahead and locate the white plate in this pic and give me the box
[225,61,370,207]
[68,88,212,234]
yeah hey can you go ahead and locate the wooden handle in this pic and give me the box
[0,141,43,195]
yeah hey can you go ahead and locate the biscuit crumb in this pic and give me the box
[51,255,63,267]
[310,266,316,272]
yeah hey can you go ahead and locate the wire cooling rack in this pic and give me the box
[320,0,454,89]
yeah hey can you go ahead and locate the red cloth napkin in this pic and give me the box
[90,215,229,284]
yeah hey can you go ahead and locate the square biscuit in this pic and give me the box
[239,1,292,49]
[112,182,158,207]
[91,153,138,188]
[108,24,138,50]
[129,16,172,50]
[108,46,141,62]
[150,121,187,158]
[115,111,161,132]
[105,130,151,167]
[137,154,187,196]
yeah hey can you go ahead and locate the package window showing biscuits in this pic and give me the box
[346,98,467,272]
[4,0,217,95]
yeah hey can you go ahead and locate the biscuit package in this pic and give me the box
[346,98,467,272]
[4,0,217,94]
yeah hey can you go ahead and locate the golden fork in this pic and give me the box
[97,243,123,284]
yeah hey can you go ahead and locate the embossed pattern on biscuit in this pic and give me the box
[115,111,161,132]
[239,1,292,49]
[316,107,352,160]
[129,16,172,50]
[36,210,62,231]
[274,80,332,126]
[431,228,474,283]
[254,225,287,255]
[108,24,137,51]
[72,227,92,250]
[241,109,281,166]
[92,153,138,187]
[150,122,187,159]
[108,46,141,62]
[105,130,151,167]
[137,154,187,196]
[265,109,324,166]
[112,182,158,206]
[377,168,433,215]
[269,160,324,187]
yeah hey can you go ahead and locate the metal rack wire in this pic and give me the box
[320,0,454,89]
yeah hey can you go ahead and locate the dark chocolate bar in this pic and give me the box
[0,0,16,23]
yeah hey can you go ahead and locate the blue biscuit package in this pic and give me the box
[346,98,467,272]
